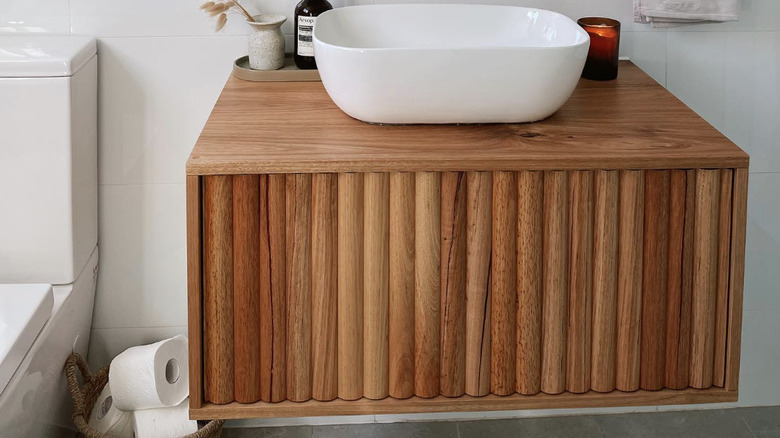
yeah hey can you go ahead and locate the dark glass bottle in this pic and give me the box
[294,0,332,69]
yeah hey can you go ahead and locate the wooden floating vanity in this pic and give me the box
[187,62,749,419]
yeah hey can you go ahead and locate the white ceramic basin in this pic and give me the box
[313,4,590,124]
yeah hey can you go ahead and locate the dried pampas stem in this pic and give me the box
[200,0,256,31]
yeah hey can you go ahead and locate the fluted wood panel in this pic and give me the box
[567,171,594,394]
[415,172,441,398]
[259,174,286,403]
[198,168,743,407]
[465,172,492,397]
[516,171,543,395]
[616,170,644,392]
[690,169,721,389]
[203,175,235,405]
[338,173,364,400]
[312,174,338,401]
[440,172,467,397]
[232,175,261,403]
[286,174,312,402]
[591,171,618,393]
[364,173,390,400]
[541,171,569,395]
[492,171,518,396]
[389,173,416,399]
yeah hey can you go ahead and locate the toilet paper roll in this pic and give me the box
[88,383,134,438]
[109,335,189,411]
[133,398,198,438]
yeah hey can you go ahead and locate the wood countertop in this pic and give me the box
[188,61,748,175]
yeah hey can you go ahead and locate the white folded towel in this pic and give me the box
[635,0,739,27]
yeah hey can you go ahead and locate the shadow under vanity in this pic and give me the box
[185,62,749,420]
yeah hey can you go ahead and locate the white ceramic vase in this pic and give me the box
[247,14,287,71]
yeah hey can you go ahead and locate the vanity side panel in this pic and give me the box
[187,175,203,409]
[725,168,747,391]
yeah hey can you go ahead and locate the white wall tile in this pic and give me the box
[87,326,187,370]
[744,173,780,312]
[97,36,245,186]
[737,310,780,406]
[93,183,188,329]
[629,31,668,85]
[0,0,70,34]
[666,31,728,130]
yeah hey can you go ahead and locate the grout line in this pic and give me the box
[741,415,759,438]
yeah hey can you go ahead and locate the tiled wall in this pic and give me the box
[2,0,779,423]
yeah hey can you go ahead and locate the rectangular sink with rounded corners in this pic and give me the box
[313,4,590,124]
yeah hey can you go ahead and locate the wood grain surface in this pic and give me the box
[259,174,287,402]
[465,171,493,397]
[641,170,670,391]
[188,63,748,175]
[232,175,261,403]
[415,172,442,398]
[567,171,594,394]
[338,173,364,400]
[690,169,720,389]
[491,171,518,396]
[389,172,416,399]
[516,171,543,395]
[285,174,312,402]
[591,171,618,393]
[665,170,694,390]
[713,169,733,387]
[311,174,338,401]
[725,168,748,391]
[616,170,644,392]
[364,173,390,400]
[440,172,467,397]
[541,171,569,395]
[186,176,203,409]
[203,175,235,404]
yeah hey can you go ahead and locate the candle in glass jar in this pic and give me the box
[577,17,621,81]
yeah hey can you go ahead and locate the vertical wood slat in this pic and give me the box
[567,171,594,394]
[440,172,467,397]
[186,176,203,408]
[726,168,748,391]
[465,171,492,397]
[641,170,670,391]
[516,171,543,395]
[665,170,694,389]
[338,173,364,400]
[203,175,235,404]
[713,169,733,387]
[591,171,619,393]
[389,173,416,399]
[616,170,644,392]
[690,169,721,389]
[286,174,312,402]
[311,174,338,401]
[364,173,390,400]
[415,172,441,398]
[232,175,261,403]
[491,171,517,396]
[541,171,568,395]
[259,174,287,402]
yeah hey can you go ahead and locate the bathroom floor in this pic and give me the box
[221,406,780,438]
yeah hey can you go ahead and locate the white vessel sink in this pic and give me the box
[313,4,590,124]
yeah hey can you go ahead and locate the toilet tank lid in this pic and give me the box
[0,284,53,396]
[0,36,96,78]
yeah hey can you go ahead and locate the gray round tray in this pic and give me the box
[233,55,321,82]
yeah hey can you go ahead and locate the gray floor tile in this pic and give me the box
[221,425,313,438]
[594,409,755,438]
[312,422,459,438]
[737,406,780,438]
[458,416,603,438]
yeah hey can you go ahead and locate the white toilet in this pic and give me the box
[0,36,99,437]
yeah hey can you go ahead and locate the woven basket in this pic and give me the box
[65,353,224,438]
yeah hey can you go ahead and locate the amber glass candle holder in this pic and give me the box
[578,17,621,81]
